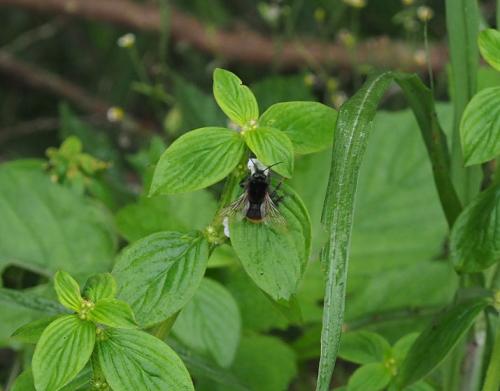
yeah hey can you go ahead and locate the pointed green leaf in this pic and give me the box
[113,231,209,327]
[11,369,35,391]
[479,29,500,71]
[259,101,338,154]
[97,328,194,391]
[88,298,137,329]
[213,68,259,126]
[242,127,294,178]
[82,273,116,302]
[12,316,60,344]
[347,363,391,391]
[450,184,500,272]
[339,331,391,365]
[396,298,490,388]
[392,333,419,364]
[172,278,241,367]
[33,315,95,391]
[229,184,311,301]
[54,271,82,311]
[149,127,245,195]
[460,87,500,165]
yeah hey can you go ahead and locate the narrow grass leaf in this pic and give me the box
[317,72,393,391]
[396,298,490,388]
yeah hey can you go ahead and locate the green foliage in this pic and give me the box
[87,298,137,329]
[172,278,241,368]
[229,184,311,301]
[150,127,246,195]
[115,191,217,241]
[54,271,83,312]
[259,102,338,154]
[450,184,500,272]
[460,87,500,166]
[0,160,116,276]
[478,29,500,72]
[339,331,391,365]
[242,127,294,178]
[11,316,60,344]
[97,328,194,391]
[113,231,209,327]
[32,315,96,391]
[213,68,259,127]
[347,363,391,391]
[396,298,491,388]
[82,273,117,302]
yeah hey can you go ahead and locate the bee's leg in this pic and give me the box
[270,180,285,204]
[239,178,247,188]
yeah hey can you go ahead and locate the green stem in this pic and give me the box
[483,321,500,391]
[152,312,179,340]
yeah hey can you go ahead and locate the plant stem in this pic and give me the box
[482,321,500,391]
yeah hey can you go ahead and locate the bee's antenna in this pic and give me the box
[264,162,283,172]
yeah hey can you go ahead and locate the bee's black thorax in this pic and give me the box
[245,170,269,221]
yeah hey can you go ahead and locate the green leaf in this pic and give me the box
[11,316,60,344]
[88,298,137,329]
[97,328,194,391]
[396,298,490,388]
[116,191,217,242]
[317,72,393,391]
[0,287,67,314]
[215,335,297,391]
[242,127,294,178]
[229,184,311,301]
[0,160,116,275]
[339,331,391,365]
[213,68,259,126]
[33,315,95,391]
[82,273,116,302]
[172,278,241,367]
[460,87,500,165]
[450,184,500,272]
[11,370,35,391]
[392,333,419,363]
[347,363,392,391]
[149,127,245,195]
[113,231,209,327]
[54,271,82,311]
[259,102,338,154]
[479,29,500,71]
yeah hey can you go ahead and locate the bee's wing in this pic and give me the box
[219,192,249,221]
[261,193,287,227]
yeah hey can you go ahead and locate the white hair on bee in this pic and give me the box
[247,158,267,176]
[222,217,230,238]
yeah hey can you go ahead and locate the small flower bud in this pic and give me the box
[117,33,135,48]
[342,0,366,8]
[314,7,326,24]
[417,6,434,22]
[402,0,414,6]
[106,106,125,123]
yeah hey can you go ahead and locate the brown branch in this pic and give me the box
[0,0,448,72]
[0,50,109,113]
